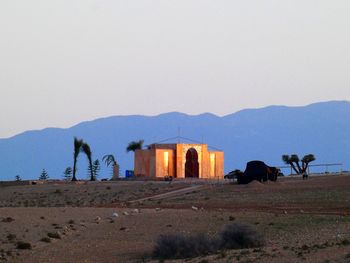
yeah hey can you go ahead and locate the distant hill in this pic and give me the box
[0,101,349,180]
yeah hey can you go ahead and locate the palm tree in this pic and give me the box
[82,142,94,181]
[102,154,120,179]
[72,137,83,181]
[126,140,144,152]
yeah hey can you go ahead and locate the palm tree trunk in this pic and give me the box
[89,158,94,181]
[72,156,77,181]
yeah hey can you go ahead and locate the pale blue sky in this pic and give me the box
[1,0,350,138]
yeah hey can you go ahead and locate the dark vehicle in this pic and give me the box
[237,160,278,184]
[224,169,243,180]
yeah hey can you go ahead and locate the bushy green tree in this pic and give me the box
[89,159,100,180]
[39,169,49,180]
[63,167,72,181]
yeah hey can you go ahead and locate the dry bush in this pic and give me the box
[153,223,264,260]
[219,223,264,249]
[16,241,32,250]
[153,233,216,260]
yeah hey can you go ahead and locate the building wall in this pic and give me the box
[201,145,211,179]
[154,149,175,178]
[134,149,153,177]
[213,151,225,179]
[134,143,224,179]
[177,144,204,178]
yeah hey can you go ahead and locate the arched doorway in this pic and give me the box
[185,148,199,178]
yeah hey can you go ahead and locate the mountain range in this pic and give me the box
[0,101,349,181]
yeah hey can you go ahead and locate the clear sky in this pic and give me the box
[1,1,350,138]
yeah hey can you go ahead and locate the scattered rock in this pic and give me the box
[133,209,140,214]
[112,213,119,218]
[155,208,162,212]
[95,216,101,223]
[191,206,199,211]
[123,212,129,216]
[40,237,51,243]
[47,232,61,239]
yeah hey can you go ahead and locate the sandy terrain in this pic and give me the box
[0,175,349,262]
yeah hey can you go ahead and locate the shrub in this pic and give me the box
[16,241,32,250]
[7,234,16,242]
[152,223,264,260]
[153,233,216,260]
[2,217,15,223]
[219,223,264,250]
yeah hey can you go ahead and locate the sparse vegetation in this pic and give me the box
[153,223,264,260]
[6,234,16,242]
[219,223,264,250]
[153,233,216,260]
[2,217,15,222]
[16,241,32,250]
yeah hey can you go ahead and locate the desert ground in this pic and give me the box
[0,174,349,263]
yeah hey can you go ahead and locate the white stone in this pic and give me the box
[112,212,119,218]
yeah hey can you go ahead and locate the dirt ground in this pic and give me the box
[0,175,350,262]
